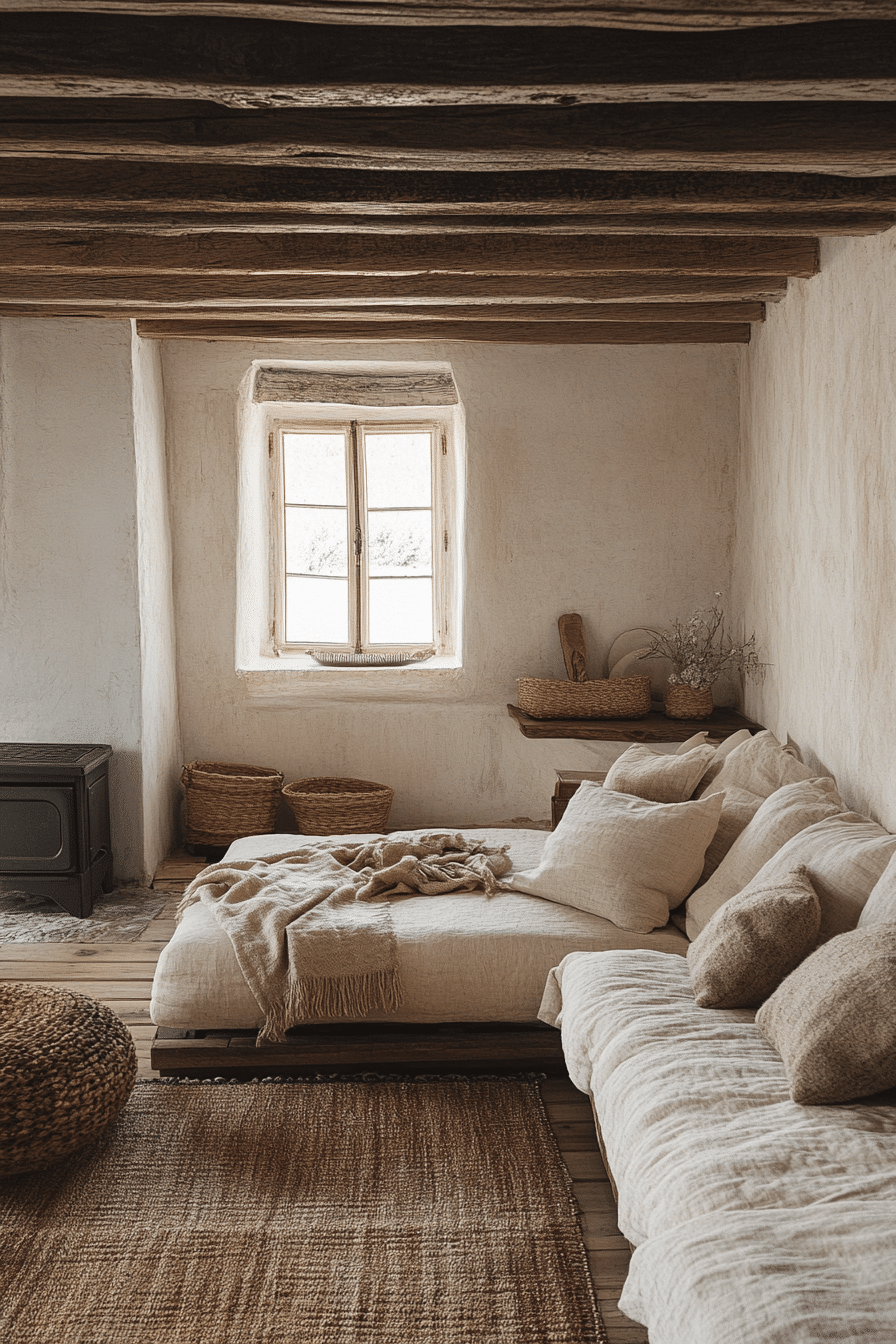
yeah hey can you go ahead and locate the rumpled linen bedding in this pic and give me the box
[150,829,688,1029]
[539,948,896,1344]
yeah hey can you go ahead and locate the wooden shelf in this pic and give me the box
[507,703,762,742]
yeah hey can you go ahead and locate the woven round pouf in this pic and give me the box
[0,983,137,1176]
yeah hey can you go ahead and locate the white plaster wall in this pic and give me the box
[164,338,738,829]
[0,319,145,877]
[131,325,182,874]
[734,229,896,829]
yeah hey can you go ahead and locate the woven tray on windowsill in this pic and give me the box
[516,675,651,721]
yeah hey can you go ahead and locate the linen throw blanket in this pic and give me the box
[177,833,513,1042]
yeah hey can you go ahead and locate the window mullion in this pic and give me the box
[349,421,363,655]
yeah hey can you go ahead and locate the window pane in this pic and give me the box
[365,432,432,508]
[368,510,432,577]
[368,577,433,645]
[285,506,348,576]
[283,433,347,505]
[286,576,349,645]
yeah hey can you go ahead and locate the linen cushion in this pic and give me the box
[859,847,896,928]
[692,728,753,796]
[512,782,723,935]
[757,924,896,1104]
[603,743,716,804]
[683,776,845,940]
[687,866,821,1009]
[674,731,711,754]
[696,729,814,801]
[697,785,764,884]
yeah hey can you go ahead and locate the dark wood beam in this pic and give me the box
[3,99,896,174]
[5,3,895,31]
[0,271,788,303]
[3,17,896,105]
[132,318,752,342]
[0,300,765,322]
[0,232,820,276]
[0,208,891,236]
[2,161,895,213]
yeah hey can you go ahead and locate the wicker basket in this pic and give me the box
[181,761,284,847]
[517,675,651,721]
[663,684,714,720]
[282,777,395,836]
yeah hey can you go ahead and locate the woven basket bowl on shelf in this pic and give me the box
[517,674,652,721]
[181,761,284,846]
[663,684,715,720]
[282,777,395,836]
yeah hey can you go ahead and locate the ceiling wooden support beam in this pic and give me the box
[5,3,895,30]
[0,272,787,303]
[3,99,896,175]
[132,318,752,342]
[0,232,819,276]
[0,208,891,237]
[0,300,765,322]
[2,161,894,213]
[2,17,895,105]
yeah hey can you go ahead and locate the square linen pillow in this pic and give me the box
[756,924,896,1104]
[683,775,845,940]
[697,785,764,884]
[859,846,896,928]
[692,728,753,797]
[687,865,821,1009]
[512,782,723,934]
[695,729,814,801]
[603,742,716,804]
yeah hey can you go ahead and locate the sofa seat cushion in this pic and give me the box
[619,1203,896,1344]
[538,949,896,1247]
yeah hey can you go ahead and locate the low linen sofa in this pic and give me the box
[539,732,896,1344]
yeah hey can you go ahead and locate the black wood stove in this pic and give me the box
[0,744,113,917]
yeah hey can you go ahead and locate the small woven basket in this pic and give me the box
[517,675,651,721]
[181,761,284,846]
[282,777,395,836]
[663,684,714,720]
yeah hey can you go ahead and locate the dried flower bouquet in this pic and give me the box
[640,596,764,692]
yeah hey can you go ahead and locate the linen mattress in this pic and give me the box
[539,949,896,1344]
[150,828,688,1029]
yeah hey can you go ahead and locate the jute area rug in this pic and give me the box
[0,1078,607,1344]
[0,888,164,942]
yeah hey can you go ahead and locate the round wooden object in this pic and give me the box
[664,684,714,720]
[0,984,137,1175]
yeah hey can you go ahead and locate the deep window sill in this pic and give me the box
[236,653,466,705]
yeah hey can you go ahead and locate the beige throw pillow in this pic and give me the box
[687,866,820,1009]
[683,776,845,940]
[603,743,716,804]
[698,786,764,884]
[696,729,814,801]
[859,847,896,928]
[757,924,896,1104]
[512,782,723,935]
[675,731,711,755]
[693,729,753,797]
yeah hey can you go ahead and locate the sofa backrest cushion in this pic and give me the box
[757,924,896,1104]
[697,785,765,884]
[859,847,896,928]
[683,776,846,940]
[603,743,717,804]
[512,781,723,935]
[695,729,814,801]
[688,865,821,1009]
[692,729,753,796]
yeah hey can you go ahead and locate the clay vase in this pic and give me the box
[664,683,714,720]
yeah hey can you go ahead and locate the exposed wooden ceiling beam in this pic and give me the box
[132,318,752,341]
[0,300,765,322]
[3,161,895,213]
[5,2,895,30]
[3,99,896,175]
[2,17,895,105]
[0,272,787,303]
[0,232,818,276]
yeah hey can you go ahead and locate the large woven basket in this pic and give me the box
[517,675,651,721]
[282,777,394,836]
[181,761,284,846]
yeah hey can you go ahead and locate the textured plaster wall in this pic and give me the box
[0,319,145,877]
[131,326,182,874]
[164,338,739,829]
[735,229,896,829]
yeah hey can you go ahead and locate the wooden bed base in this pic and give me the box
[151,1020,568,1079]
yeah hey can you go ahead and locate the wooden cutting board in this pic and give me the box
[557,613,588,682]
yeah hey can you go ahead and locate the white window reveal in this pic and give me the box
[275,420,443,660]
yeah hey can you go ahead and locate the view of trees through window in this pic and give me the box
[281,425,436,648]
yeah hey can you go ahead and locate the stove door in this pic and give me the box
[0,785,76,873]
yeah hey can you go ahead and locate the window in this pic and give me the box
[271,417,451,658]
